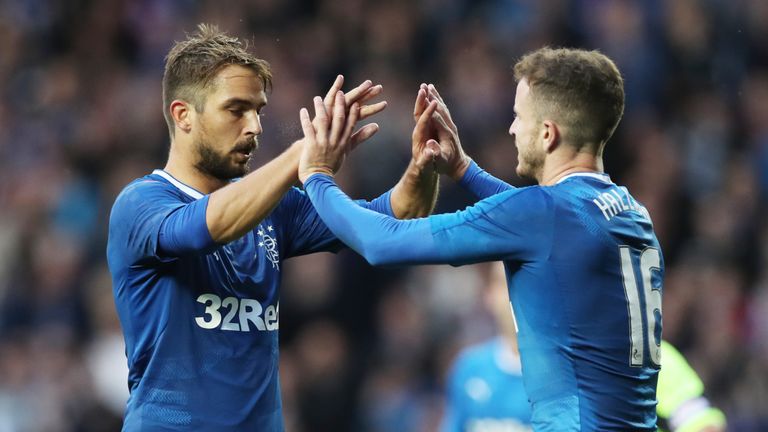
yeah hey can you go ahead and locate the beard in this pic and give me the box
[193,134,257,181]
[515,134,545,182]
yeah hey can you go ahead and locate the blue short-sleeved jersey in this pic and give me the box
[443,338,532,432]
[107,170,391,431]
[305,163,664,431]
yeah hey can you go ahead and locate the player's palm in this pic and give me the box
[411,97,441,170]
[298,92,359,183]
[318,75,386,149]
[422,84,470,180]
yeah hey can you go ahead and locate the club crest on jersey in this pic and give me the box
[257,225,280,270]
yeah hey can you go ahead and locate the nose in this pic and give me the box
[509,116,520,137]
[244,111,262,136]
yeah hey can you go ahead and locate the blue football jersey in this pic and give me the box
[305,165,664,431]
[443,338,532,432]
[107,170,390,431]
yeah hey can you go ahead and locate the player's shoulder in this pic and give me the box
[258,187,312,227]
[111,173,185,219]
[486,184,555,212]
[271,186,309,214]
[285,185,308,200]
[551,173,654,223]
[551,173,644,204]
[116,174,181,202]
[496,184,549,200]
[487,186,559,227]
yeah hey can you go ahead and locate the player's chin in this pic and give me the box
[236,164,251,177]
[228,160,251,178]
[515,163,527,178]
[516,163,538,182]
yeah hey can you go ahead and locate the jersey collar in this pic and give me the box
[152,169,205,199]
[555,172,611,184]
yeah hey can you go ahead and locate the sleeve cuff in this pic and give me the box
[305,172,334,185]
[368,188,395,217]
[458,159,482,188]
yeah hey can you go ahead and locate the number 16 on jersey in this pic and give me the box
[619,246,662,368]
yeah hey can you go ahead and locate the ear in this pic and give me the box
[541,120,560,153]
[170,100,194,134]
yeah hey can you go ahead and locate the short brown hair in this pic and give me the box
[162,24,272,137]
[514,47,624,151]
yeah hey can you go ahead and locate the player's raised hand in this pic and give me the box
[345,79,387,121]
[422,83,471,180]
[411,98,441,170]
[321,75,387,122]
[413,87,430,123]
[317,75,384,151]
[299,92,360,183]
[422,84,458,135]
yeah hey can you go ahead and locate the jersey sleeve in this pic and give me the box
[157,196,217,256]
[656,341,727,432]
[303,174,552,266]
[108,180,216,265]
[459,160,515,199]
[276,186,395,258]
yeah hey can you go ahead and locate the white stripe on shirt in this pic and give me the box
[152,169,205,199]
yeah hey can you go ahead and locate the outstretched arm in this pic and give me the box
[302,174,545,266]
[205,76,385,244]
[296,104,549,266]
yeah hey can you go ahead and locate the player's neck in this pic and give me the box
[539,149,604,186]
[164,142,228,194]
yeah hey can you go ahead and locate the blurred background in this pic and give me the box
[0,0,767,430]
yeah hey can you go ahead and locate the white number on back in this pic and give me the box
[619,247,662,367]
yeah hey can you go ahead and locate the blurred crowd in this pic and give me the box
[0,0,767,430]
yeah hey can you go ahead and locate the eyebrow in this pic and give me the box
[221,98,267,109]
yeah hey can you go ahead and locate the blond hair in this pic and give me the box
[162,24,272,137]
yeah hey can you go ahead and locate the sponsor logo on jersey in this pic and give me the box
[194,293,279,332]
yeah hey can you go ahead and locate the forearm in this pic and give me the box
[390,160,439,219]
[206,141,303,243]
[304,174,519,266]
[305,173,437,265]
